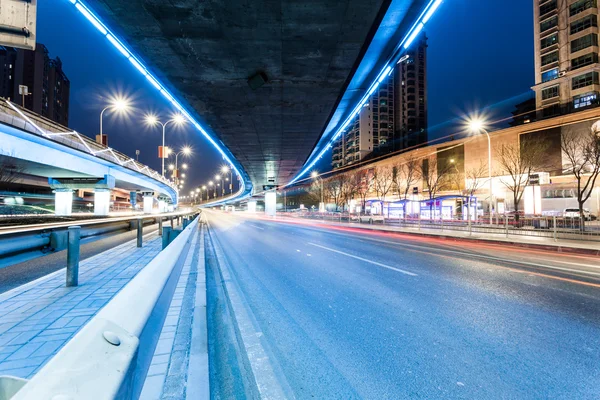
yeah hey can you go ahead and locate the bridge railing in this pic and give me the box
[4,214,200,399]
[0,99,177,193]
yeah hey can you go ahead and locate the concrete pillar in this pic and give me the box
[265,192,276,217]
[54,189,73,216]
[94,189,111,216]
[158,200,167,213]
[248,201,257,213]
[143,195,154,214]
[130,191,137,209]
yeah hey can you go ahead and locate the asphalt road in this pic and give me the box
[204,210,600,399]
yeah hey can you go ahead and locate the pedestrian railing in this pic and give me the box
[281,211,600,242]
[0,99,177,192]
[2,214,200,400]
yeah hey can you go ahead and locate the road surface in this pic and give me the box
[204,210,600,399]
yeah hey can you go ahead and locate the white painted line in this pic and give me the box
[337,234,600,278]
[308,242,417,277]
[246,223,265,230]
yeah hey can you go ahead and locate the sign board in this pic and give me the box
[528,173,540,186]
[0,0,37,50]
[18,85,27,95]
[412,187,419,195]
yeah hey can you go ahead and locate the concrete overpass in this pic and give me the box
[0,98,178,215]
[69,0,442,207]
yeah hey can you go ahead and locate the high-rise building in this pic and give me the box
[0,43,70,125]
[393,33,428,151]
[533,0,600,118]
[332,33,427,169]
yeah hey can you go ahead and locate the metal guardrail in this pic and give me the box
[0,99,177,193]
[282,211,600,242]
[4,214,200,400]
[0,211,195,259]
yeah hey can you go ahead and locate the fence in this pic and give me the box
[281,210,600,242]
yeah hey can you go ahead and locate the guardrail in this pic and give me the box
[0,98,177,193]
[282,211,600,242]
[4,214,200,399]
[0,211,195,260]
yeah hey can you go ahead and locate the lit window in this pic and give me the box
[542,68,559,82]
[573,91,598,108]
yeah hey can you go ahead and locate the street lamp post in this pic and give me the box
[99,98,130,143]
[202,185,207,202]
[215,175,221,197]
[208,181,214,199]
[221,166,232,194]
[145,114,186,177]
[311,171,324,212]
[469,120,493,225]
[173,147,191,184]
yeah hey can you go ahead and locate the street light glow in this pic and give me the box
[468,119,485,133]
[111,97,130,112]
[168,164,175,170]
[221,165,230,174]
[202,185,207,190]
[182,163,188,170]
[215,175,221,180]
[173,114,186,125]
[311,171,319,179]
[182,146,192,156]
[145,113,158,126]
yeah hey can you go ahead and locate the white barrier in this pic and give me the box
[8,215,200,400]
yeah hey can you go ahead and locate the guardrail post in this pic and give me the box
[170,217,174,229]
[553,216,557,242]
[162,226,172,250]
[158,218,163,236]
[418,212,421,231]
[66,226,80,287]
[505,216,509,238]
[137,218,143,248]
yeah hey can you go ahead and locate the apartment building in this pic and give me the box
[534,0,600,117]
[332,33,428,169]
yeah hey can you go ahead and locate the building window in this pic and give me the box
[572,71,599,89]
[541,33,558,49]
[571,52,599,69]
[540,16,558,32]
[573,91,599,108]
[571,33,598,53]
[570,0,597,17]
[541,51,559,66]
[571,15,598,34]
[540,0,557,16]
[542,67,559,82]
[542,85,559,100]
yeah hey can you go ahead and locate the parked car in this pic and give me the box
[563,208,592,221]
[358,214,385,224]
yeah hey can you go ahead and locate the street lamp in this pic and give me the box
[469,118,493,225]
[145,113,186,177]
[208,181,214,198]
[173,146,192,184]
[222,165,233,194]
[311,171,324,212]
[99,97,130,143]
[215,174,222,197]
[202,185,207,201]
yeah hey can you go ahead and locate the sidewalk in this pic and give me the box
[0,232,163,378]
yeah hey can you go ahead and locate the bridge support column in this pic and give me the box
[158,199,167,213]
[143,195,154,214]
[54,189,73,216]
[247,201,256,213]
[265,192,276,217]
[94,189,111,216]
[130,191,138,210]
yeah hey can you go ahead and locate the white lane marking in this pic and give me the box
[307,254,311,257]
[308,242,417,277]
[331,233,600,278]
[246,223,265,230]
[296,249,301,252]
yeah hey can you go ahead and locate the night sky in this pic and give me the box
[37,0,533,191]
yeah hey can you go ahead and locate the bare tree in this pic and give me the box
[419,157,453,219]
[496,136,549,221]
[323,175,347,211]
[373,165,394,202]
[393,156,419,217]
[561,124,600,227]
[0,156,24,188]
[464,161,489,198]
[353,169,373,214]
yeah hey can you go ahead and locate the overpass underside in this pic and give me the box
[86,0,423,190]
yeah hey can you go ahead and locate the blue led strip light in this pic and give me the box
[288,0,443,186]
[67,0,249,199]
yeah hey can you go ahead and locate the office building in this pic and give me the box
[332,33,427,169]
[0,43,70,125]
[533,0,600,117]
